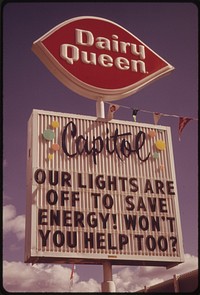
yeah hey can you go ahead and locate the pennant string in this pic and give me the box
[104,102,198,121]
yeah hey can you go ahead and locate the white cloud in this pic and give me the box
[3,204,25,240]
[3,261,72,292]
[3,261,100,293]
[72,278,101,293]
[114,267,165,292]
[113,253,198,292]
[3,253,197,293]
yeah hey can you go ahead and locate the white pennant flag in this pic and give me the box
[107,104,120,120]
[153,112,162,125]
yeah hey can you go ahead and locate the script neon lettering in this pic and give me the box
[62,121,150,164]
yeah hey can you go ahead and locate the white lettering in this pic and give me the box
[60,44,79,65]
[115,57,129,70]
[131,60,146,73]
[111,35,119,52]
[131,44,145,59]
[96,37,111,50]
[81,51,96,65]
[98,54,113,67]
[120,41,130,54]
[60,28,147,74]
[75,29,94,46]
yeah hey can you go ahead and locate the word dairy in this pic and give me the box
[60,29,147,73]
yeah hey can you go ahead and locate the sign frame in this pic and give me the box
[25,109,184,268]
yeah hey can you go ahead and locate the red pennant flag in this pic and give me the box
[178,117,192,141]
[69,264,76,291]
[70,264,75,280]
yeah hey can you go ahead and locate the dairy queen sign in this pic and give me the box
[31,16,174,101]
[25,16,184,275]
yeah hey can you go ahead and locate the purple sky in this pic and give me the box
[2,2,198,292]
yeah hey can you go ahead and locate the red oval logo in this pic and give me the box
[32,16,174,101]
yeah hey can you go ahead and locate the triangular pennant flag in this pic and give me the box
[153,112,162,125]
[178,117,192,141]
[107,104,120,120]
[132,109,139,122]
[69,264,76,291]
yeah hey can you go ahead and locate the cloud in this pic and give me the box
[3,253,197,293]
[2,204,198,292]
[72,278,101,292]
[3,158,8,168]
[3,261,100,293]
[3,204,25,240]
[113,266,164,292]
[113,253,198,292]
[3,194,12,203]
[3,262,72,292]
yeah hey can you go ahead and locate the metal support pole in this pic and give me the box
[96,99,115,292]
[101,261,116,292]
[96,98,105,118]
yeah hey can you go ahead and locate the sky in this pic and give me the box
[2,1,199,293]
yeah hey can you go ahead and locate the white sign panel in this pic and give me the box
[25,109,184,267]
